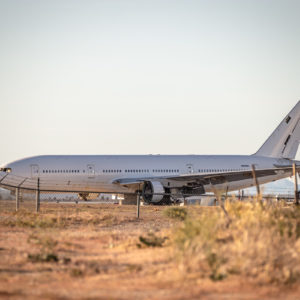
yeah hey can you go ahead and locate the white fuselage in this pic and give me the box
[0,154,295,194]
[2,102,300,200]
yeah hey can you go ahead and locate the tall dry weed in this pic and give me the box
[175,201,300,284]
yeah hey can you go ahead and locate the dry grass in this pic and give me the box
[163,207,188,221]
[0,199,300,299]
[0,205,137,229]
[174,201,300,284]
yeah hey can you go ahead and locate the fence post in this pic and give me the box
[16,187,19,211]
[183,197,188,206]
[293,163,299,205]
[136,193,140,219]
[36,178,40,212]
[238,190,241,201]
[251,164,261,201]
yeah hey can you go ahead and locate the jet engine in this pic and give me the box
[142,181,170,204]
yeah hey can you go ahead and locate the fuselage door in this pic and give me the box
[31,164,39,178]
[87,164,95,178]
[186,164,194,174]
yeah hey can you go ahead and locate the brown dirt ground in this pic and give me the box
[0,200,299,300]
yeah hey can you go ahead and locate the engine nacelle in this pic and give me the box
[142,181,165,203]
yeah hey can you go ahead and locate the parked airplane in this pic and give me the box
[1,102,300,204]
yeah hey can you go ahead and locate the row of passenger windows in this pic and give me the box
[43,169,181,174]
[152,169,179,173]
[43,170,84,173]
[103,169,180,173]
[198,168,245,173]
[42,168,247,174]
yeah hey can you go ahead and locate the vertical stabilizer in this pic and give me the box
[255,101,300,159]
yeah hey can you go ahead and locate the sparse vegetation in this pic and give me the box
[174,201,300,284]
[70,268,84,277]
[0,209,133,228]
[28,252,59,263]
[27,234,60,263]
[1,200,300,299]
[138,232,168,248]
[163,207,188,221]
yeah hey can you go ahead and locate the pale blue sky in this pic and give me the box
[0,0,299,164]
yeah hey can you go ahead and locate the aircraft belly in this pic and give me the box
[0,173,130,194]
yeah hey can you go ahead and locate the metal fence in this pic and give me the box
[0,186,297,219]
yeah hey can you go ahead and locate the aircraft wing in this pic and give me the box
[113,166,296,188]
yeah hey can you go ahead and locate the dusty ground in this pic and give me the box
[0,200,299,300]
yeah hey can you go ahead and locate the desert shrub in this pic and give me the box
[28,253,58,263]
[137,233,168,248]
[27,234,59,263]
[163,207,188,221]
[174,201,300,284]
[70,268,84,277]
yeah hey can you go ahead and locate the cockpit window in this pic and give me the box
[0,168,12,173]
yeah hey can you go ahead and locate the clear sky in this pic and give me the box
[0,0,299,164]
